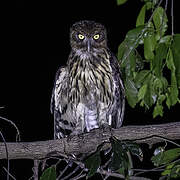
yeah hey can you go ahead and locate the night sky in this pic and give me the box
[1,0,179,179]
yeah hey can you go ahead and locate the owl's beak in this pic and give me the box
[87,39,91,52]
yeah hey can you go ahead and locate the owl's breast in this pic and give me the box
[69,57,114,106]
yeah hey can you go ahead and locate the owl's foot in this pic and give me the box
[101,123,112,132]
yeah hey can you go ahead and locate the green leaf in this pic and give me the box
[159,35,172,45]
[167,48,175,71]
[134,70,150,88]
[135,72,155,108]
[166,48,179,107]
[40,167,56,180]
[170,163,180,178]
[162,162,180,179]
[116,0,128,5]
[84,150,101,178]
[120,47,135,73]
[145,2,154,10]
[158,94,166,104]
[144,33,156,60]
[135,51,144,71]
[118,27,145,81]
[161,163,173,176]
[118,26,145,69]
[153,43,168,78]
[166,73,179,107]
[151,148,180,167]
[109,138,129,177]
[125,79,138,108]
[136,5,146,27]
[153,77,168,94]
[153,104,163,118]
[138,84,147,101]
[125,26,145,48]
[118,41,127,62]
[153,7,168,37]
[171,34,180,88]
[143,74,156,108]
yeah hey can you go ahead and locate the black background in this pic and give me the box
[0,0,179,179]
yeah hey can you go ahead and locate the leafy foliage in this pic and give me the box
[109,137,143,177]
[117,0,180,117]
[152,148,180,166]
[83,137,143,179]
[151,147,180,179]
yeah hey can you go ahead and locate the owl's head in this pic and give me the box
[70,20,107,52]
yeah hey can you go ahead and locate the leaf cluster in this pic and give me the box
[38,138,143,180]
[117,0,180,117]
[84,137,143,179]
[151,147,180,179]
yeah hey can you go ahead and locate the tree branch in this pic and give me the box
[0,122,180,160]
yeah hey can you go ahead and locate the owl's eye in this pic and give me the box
[78,34,85,40]
[93,34,100,40]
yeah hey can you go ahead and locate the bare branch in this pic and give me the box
[0,116,21,142]
[0,122,180,160]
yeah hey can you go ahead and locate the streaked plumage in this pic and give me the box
[51,20,125,139]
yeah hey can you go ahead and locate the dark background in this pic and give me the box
[1,0,179,179]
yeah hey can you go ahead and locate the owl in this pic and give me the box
[51,20,125,139]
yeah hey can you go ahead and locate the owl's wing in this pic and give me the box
[50,66,70,139]
[50,66,65,114]
[109,52,125,128]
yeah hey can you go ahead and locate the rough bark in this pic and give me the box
[0,122,180,160]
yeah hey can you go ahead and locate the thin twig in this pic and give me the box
[61,165,81,180]
[0,116,21,142]
[134,159,180,177]
[154,135,180,147]
[70,169,86,180]
[3,167,16,180]
[133,135,180,148]
[56,161,71,179]
[0,130,9,180]
[165,0,168,11]
[171,0,174,35]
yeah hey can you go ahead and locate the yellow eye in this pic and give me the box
[93,34,100,40]
[78,34,85,40]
